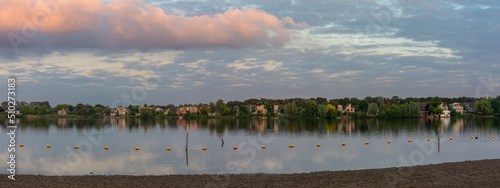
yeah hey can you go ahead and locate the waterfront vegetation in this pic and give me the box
[2,96,500,119]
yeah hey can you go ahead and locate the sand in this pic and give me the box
[3,159,500,187]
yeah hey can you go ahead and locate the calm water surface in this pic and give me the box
[1,118,499,175]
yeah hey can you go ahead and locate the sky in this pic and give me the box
[1,0,499,107]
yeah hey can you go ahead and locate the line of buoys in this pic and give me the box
[43,136,485,152]
[20,144,23,148]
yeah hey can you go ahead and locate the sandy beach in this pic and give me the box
[2,159,500,187]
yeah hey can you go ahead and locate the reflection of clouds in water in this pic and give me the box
[15,149,176,175]
[311,150,358,164]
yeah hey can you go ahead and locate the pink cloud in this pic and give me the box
[0,0,301,50]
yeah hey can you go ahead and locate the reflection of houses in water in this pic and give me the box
[440,118,451,132]
[452,119,464,134]
[57,118,67,127]
[338,120,355,134]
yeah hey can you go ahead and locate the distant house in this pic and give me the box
[460,102,475,113]
[255,105,267,114]
[438,103,449,111]
[117,106,130,116]
[450,102,464,114]
[338,104,355,114]
[177,106,199,115]
[57,108,71,116]
[110,108,117,116]
[165,107,178,115]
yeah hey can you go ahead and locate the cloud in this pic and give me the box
[0,0,299,53]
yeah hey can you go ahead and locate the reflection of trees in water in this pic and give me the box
[12,117,500,136]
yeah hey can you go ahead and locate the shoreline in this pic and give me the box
[3,159,500,187]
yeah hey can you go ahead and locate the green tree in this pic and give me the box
[305,100,317,116]
[433,107,443,116]
[238,105,249,114]
[94,107,102,114]
[325,104,336,113]
[475,99,493,115]
[317,104,326,118]
[358,100,369,112]
[200,105,209,115]
[36,105,48,115]
[285,102,298,118]
[367,103,379,115]
[215,99,226,115]
[490,98,500,114]
[430,96,442,107]
[208,101,215,114]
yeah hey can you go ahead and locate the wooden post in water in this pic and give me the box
[186,132,188,151]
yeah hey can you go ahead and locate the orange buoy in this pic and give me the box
[450,137,453,141]
[135,147,139,151]
[105,146,108,150]
[75,146,79,150]
[408,139,412,143]
[317,144,320,147]
[365,142,369,145]
[167,147,171,151]
[47,145,50,149]
[20,144,23,148]
[234,146,238,150]
[427,138,430,142]
[203,147,206,150]
[262,145,266,149]
[342,143,346,146]
[290,144,294,148]
[387,140,391,144]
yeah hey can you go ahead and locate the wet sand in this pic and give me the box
[3,159,500,187]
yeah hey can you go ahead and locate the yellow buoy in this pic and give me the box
[135,147,139,151]
[450,137,453,141]
[167,147,171,151]
[471,137,474,140]
[366,142,369,145]
[317,144,320,147]
[105,146,108,150]
[290,144,294,148]
[75,146,79,150]
[427,138,430,142]
[234,146,238,150]
[47,145,50,149]
[203,147,206,150]
[20,144,23,148]
[262,145,266,149]
[408,139,412,143]
[387,140,391,144]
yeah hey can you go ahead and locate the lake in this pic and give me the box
[1,117,499,175]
